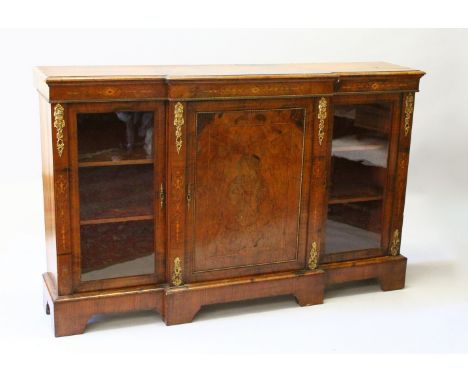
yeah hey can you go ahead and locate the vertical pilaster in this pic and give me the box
[310,96,331,268]
[51,103,73,295]
[389,93,415,256]
[167,101,187,286]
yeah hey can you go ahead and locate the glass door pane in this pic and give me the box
[325,103,391,257]
[77,111,155,281]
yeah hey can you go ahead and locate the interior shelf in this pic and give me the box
[329,184,383,205]
[79,159,153,168]
[80,203,153,222]
[79,147,153,167]
[332,135,387,153]
[353,123,390,134]
[80,214,154,226]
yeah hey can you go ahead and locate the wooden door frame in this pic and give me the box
[66,101,166,293]
[320,92,403,264]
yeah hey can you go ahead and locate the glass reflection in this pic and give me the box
[80,220,154,281]
[77,111,155,281]
[77,112,153,163]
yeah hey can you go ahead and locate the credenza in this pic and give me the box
[35,62,425,336]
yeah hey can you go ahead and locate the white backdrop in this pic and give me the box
[0,29,467,357]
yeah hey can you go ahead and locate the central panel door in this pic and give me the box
[186,99,315,282]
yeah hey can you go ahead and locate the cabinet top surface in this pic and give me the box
[35,62,424,82]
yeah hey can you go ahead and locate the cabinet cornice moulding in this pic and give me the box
[34,63,425,102]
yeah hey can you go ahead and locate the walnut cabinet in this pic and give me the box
[35,63,425,336]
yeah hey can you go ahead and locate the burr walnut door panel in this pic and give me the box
[185,99,315,282]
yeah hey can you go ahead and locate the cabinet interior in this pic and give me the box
[77,111,156,282]
[324,103,391,258]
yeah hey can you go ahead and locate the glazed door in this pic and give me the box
[181,98,321,282]
[322,94,402,263]
[68,102,166,292]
